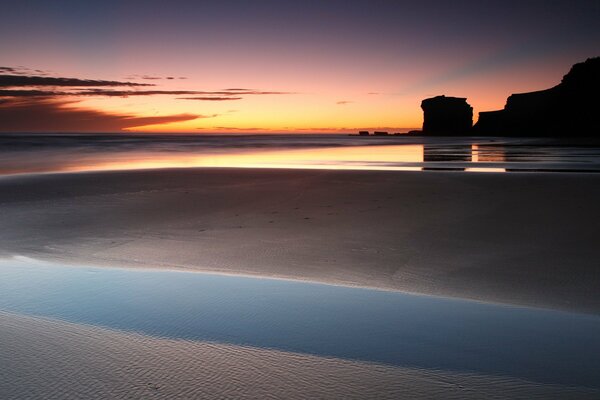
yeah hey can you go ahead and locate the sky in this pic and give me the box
[0,0,598,133]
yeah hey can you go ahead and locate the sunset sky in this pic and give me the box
[1,0,598,133]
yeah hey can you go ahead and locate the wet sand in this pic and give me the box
[1,168,599,314]
[1,311,597,399]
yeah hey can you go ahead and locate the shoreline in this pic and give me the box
[1,167,599,314]
[5,254,600,319]
[3,310,595,399]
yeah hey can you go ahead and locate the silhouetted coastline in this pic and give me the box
[396,57,599,137]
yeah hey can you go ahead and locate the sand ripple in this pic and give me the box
[0,311,597,399]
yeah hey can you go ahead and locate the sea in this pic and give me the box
[1,133,600,175]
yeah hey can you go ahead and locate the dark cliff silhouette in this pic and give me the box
[420,96,473,135]
[474,57,599,136]
[411,57,599,137]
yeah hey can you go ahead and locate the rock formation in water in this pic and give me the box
[421,96,473,135]
[474,57,600,136]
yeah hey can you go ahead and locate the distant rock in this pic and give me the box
[373,131,389,136]
[474,57,600,136]
[358,130,369,136]
[421,95,473,135]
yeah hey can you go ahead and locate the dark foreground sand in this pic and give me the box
[1,167,599,314]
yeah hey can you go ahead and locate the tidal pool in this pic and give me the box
[0,257,599,389]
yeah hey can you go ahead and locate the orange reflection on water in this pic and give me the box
[472,144,506,162]
[464,167,507,173]
[60,145,426,174]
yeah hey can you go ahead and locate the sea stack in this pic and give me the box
[421,95,473,135]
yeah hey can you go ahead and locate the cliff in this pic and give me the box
[474,57,600,136]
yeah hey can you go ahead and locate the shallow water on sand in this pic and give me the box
[1,257,599,389]
[1,134,600,174]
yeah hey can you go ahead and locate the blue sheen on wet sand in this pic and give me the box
[0,258,599,388]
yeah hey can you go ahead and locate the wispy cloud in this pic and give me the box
[0,66,52,76]
[0,89,290,98]
[0,89,194,97]
[0,98,199,132]
[0,75,151,87]
[125,74,188,81]
[220,89,295,95]
[0,68,295,132]
[336,100,353,105]
[0,70,294,101]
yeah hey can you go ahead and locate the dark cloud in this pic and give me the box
[0,74,152,88]
[74,89,207,97]
[0,67,19,73]
[4,90,198,98]
[336,100,353,105]
[0,88,293,98]
[0,89,63,97]
[0,66,52,76]
[0,98,199,132]
[0,69,293,99]
[0,67,297,133]
[0,89,229,97]
[91,89,290,97]
[177,97,242,101]
[0,68,294,133]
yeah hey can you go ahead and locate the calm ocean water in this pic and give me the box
[1,133,600,175]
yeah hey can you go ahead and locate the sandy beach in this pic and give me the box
[2,1,598,397]
[5,309,598,400]
[1,167,599,314]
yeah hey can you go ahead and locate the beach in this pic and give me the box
[2,166,600,399]
[2,1,598,397]
[1,167,599,314]
[5,310,597,400]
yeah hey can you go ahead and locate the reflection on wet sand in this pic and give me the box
[1,257,600,389]
[424,144,472,162]
[1,135,600,175]
[0,145,427,175]
[472,144,506,162]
